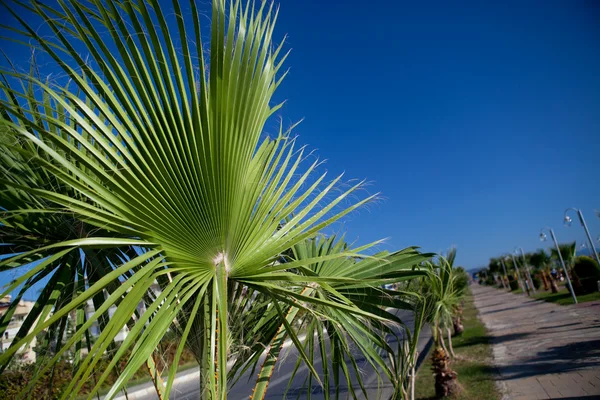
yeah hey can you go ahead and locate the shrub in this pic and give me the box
[573,256,600,293]
[0,361,72,400]
[0,340,196,399]
[453,267,469,295]
[532,276,542,290]
[507,275,519,291]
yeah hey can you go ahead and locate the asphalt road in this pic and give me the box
[112,309,431,400]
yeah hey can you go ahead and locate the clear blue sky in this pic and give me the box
[266,0,600,269]
[1,0,599,283]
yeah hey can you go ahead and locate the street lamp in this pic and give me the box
[540,227,577,304]
[499,258,509,290]
[564,208,600,265]
[515,247,536,294]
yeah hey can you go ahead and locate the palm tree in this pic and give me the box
[551,242,582,293]
[488,257,505,286]
[421,257,461,398]
[444,248,467,335]
[230,235,432,399]
[452,266,469,335]
[529,249,556,292]
[551,243,577,268]
[0,0,427,399]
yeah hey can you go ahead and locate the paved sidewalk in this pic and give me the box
[472,284,600,400]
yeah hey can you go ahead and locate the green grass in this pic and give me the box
[492,281,600,305]
[533,289,600,305]
[414,289,500,400]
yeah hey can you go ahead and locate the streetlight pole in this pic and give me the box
[500,258,509,290]
[540,227,577,304]
[564,208,600,265]
[516,247,536,294]
[510,254,528,295]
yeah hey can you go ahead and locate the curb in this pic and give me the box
[384,336,433,400]
[111,359,236,400]
[110,322,427,399]
[414,336,433,372]
[110,333,306,400]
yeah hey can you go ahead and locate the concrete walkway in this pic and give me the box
[472,284,600,400]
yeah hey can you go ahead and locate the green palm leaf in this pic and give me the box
[0,68,171,396]
[0,0,403,398]
[231,236,431,399]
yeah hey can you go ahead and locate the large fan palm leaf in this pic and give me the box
[0,0,399,398]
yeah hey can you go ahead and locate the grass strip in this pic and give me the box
[414,289,500,400]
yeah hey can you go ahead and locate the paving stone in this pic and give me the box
[471,285,600,399]
[542,385,562,398]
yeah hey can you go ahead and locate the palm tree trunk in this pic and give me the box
[550,278,559,293]
[199,299,213,400]
[215,260,229,400]
[446,327,455,358]
[570,268,584,295]
[453,315,464,336]
[438,328,448,355]
[251,289,310,400]
[541,271,549,291]
[410,363,415,400]
[431,346,457,398]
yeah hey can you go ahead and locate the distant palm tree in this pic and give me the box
[488,257,503,280]
[551,242,582,292]
[529,249,557,293]
[551,243,577,268]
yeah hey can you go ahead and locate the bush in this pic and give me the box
[507,275,518,291]
[0,361,73,400]
[0,339,196,399]
[532,276,542,290]
[453,267,469,295]
[508,280,519,291]
[573,256,600,293]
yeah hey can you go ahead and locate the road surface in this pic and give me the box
[112,309,431,400]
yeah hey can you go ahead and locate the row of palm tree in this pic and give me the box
[0,0,468,399]
[389,248,469,399]
[484,243,581,294]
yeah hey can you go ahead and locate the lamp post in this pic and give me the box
[564,208,600,265]
[515,247,536,294]
[500,258,509,290]
[540,227,577,304]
